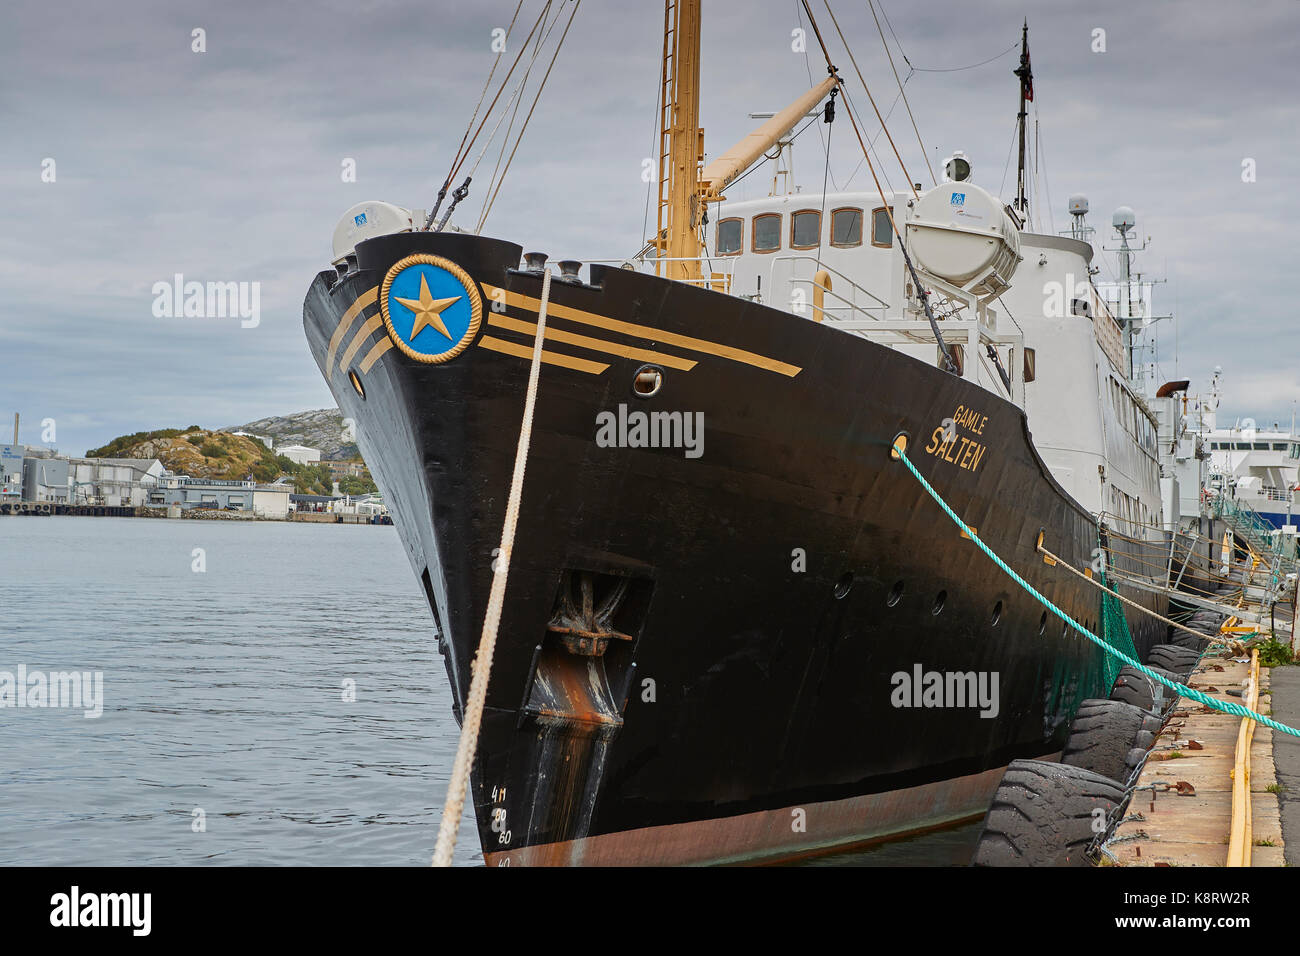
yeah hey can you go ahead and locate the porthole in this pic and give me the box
[833,572,854,600]
[632,364,663,398]
[886,580,904,607]
[932,590,947,615]
[990,600,1003,627]
[348,368,366,399]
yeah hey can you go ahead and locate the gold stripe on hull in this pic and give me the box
[359,338,393,374]
[338,315,384,372]
[326,286,378,373]
[478,335,610,375]
[481,282,802,377]
[486,314,697,370]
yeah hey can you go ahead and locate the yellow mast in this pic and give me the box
[655,0,840,283]
[656,0,703,281]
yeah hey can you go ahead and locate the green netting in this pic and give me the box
[891,442,1300,737]
[1097,547,1139,692]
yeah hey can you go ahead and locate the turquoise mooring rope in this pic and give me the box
[891,442,1300,739]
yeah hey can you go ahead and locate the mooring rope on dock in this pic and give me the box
[1036,543,1240,649]
[431,268,554,867]
[890,439,1300,738]
[1227,647,1261,867]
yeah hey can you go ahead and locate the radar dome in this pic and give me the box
[1112,205,1136,232]
[1068,194,1089,215]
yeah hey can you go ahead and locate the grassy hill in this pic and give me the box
[85,427,336,494]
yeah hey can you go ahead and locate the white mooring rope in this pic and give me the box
[431,267,552,867]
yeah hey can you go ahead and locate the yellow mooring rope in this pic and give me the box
[1037,544,1242,649]
[431,267,553,867]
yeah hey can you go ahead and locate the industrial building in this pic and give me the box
[154,475,291,518]
[0,445,290,518]
[275,444,321,466]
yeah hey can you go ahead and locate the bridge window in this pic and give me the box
[791,210,820,249]
[717,218,742,255]
[871,206,894,247]
[752,213,781,253]
[1253,442,1269,450]
[831,207,863,247]
[1272,442,1288,451]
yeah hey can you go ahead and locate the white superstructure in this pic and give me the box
[698,155,1162,536]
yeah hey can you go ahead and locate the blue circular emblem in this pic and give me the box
[380,254,482,364]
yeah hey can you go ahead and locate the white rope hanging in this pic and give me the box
[431,267,553,867]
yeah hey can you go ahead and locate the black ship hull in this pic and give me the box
[303,230,1166,865]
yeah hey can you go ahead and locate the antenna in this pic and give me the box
[1012,20,1032,221]
[1065,193,1093,242]
[1103,206,1171,392]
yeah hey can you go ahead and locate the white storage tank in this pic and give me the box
[904,182,1022,294]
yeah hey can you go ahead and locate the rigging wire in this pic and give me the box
[427,2,552,228]
[997,119,1017,202]
[866,0,935,186]
[875,0,1019,74]
[912,43,1019,73]
[473,2,566,228]
[839,87,895,196]
[477,0,582,233]
[823,0,916,199]
[815,89,837,272]
[450,2,551,183]
[799,0,957,373]
[1034,101,1056,235]
[795,1,838,192]
[873,0,911,68]
[640,28,664,250]
[840,80,907,189]
[426,0,528,228]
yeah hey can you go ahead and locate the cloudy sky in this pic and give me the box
[2,0,1297,454]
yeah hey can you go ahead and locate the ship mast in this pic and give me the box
[654,0,840,283]
[656,0,704,281]
[1013,20,1032,223]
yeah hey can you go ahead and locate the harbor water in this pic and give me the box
[0,516,974,866]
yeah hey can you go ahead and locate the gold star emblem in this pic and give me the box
[394,273,461,342]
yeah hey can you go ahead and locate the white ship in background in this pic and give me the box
[1194,369,1299,532]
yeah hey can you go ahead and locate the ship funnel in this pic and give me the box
[523,252,549,273]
